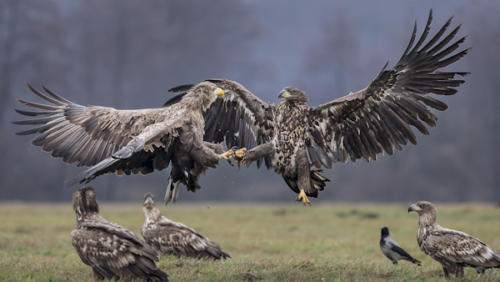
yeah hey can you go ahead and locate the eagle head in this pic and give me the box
[408,201,437,225]
[73,186,99,218]
[278,87,308,104]
[143,193,155,209]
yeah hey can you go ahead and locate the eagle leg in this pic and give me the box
[232,147,248,167]
[218,149,234,160]
[296,189,311,206]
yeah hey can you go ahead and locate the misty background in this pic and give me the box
[0,0,498,203]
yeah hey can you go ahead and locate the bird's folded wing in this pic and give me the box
[71,228,162,280]
[14,85,168,167]
[428,228,496,266]
[307,10,468,167]
[80,219,158,260]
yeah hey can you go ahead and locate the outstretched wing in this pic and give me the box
[14,85,168,167]
[308,10,468,166]
[169,79,275,167]
[427,228,500,268]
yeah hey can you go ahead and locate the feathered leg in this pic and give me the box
[296,147,312,205]
[233,142,273,167]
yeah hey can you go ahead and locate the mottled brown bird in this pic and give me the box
[141,193,230,260]
[71,187,168,281]
[408,201,500,278]
[14,82,234,204]
[173,10,468,204]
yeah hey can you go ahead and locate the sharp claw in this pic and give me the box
[232,148,247,167]
[219,149,234,160]
[296,189,311,206]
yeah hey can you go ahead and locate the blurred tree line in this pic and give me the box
[0,0,498,203]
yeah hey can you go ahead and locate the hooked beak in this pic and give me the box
[214,87,225,97]
[278,89,290,99]
[408,203,421,213]
[145,197,154,206]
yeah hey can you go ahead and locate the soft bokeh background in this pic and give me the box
[0,0,498,202]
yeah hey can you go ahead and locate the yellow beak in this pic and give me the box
[214,87,224,97]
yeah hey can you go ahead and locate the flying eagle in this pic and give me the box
[14,82,235,203]
[408,201,500,278]
[71,187,168,281]
[173,10,468,204]
[141,193,230,259]
[380,226,421,265]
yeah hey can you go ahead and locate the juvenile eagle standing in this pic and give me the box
[14,82,234,203]
[175,10,468,204]
[380,226,421,265]
[141,193,230,259]
[71,187,168,281]
[408,201,500,278]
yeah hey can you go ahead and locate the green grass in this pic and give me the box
[0,203,499,281]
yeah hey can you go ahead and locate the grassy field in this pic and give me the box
[0,203,499,281]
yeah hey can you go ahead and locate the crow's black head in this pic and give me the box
[381,226,390,237]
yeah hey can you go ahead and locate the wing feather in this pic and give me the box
[308,10,468,164]
[14,84,168,167]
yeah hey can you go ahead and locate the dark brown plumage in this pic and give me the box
[71,187,168,281]
[14,82,233,204]
[141,194,230,259]
[409,201,500,278]
[174,10,468,204]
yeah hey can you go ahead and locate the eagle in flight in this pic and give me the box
[172,10,468,204]
[408,201,500,278]
[14,82,235,204]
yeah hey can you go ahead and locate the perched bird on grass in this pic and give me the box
[141,193,231,259]
[408,201,500,278]
[71,187,168,281]
[380,226,421,265]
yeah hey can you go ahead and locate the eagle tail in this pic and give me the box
[220,251,231,259]
[310,169,330,193]
[282,169,330,198]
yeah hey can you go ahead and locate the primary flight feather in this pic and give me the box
[174,10,468,204]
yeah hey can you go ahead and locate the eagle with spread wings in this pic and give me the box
[14,82,235,203]
[171,10,468,204]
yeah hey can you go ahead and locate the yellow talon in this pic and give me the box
[234,148,247,159]
[297,189,311,206]
[219,149,234,160]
